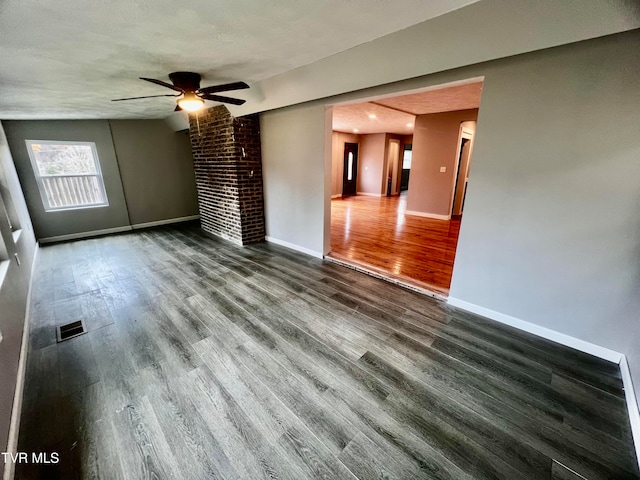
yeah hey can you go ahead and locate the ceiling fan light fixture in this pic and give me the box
[178,92,205,112]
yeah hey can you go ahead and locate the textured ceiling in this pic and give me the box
[332,81,482,134]
[332,102,415,135]
[375,82,483,115]
[0,0,479,120]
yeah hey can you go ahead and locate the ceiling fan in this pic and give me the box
[112,72,249,112]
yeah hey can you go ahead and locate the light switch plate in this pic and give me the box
[440,166,446,173]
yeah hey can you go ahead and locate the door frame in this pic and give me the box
[449,124,474,215]
[385,139,401,196]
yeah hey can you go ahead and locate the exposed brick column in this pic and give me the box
[189,105,265,245]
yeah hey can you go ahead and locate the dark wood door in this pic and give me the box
[342,143,358,196]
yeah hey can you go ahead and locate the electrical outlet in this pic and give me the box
[440,166,446,173]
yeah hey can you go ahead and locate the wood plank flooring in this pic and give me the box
[330,193,460,295]
[16,223,638,479]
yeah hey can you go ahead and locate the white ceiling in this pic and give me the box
[332,81,482,135]
[0,0,479,120]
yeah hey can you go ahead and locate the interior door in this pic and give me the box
[342,143,358,196]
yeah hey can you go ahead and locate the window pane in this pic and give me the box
[402,150,412,169]
[30,143,97,176]
[26,141,108,211]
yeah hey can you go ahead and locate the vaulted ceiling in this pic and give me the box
[0,0,479,120]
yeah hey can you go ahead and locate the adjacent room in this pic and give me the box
[329,80,483,295]
[1,2,639,479]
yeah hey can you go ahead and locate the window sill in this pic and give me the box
[44,203,109,213]
[12,229,22,244]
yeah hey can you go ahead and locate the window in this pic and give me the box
[402,145,412,170]
[25,141,108,211]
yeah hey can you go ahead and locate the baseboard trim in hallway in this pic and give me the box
[265,236,323,259]
[405,209,451,220]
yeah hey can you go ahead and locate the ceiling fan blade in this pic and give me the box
[200,93,246,105]
[140,77,184,92]
[112,94,180,101]
[198,81,250,95]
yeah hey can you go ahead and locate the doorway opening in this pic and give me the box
[327,78,483,296]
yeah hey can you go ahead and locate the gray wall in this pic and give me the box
[407,109,478,216]
[0,121,37,455]
[260,104,326,256]
[3,119,198,240]
[3,120,130,239]
[109,120,198,225]
[259,30,640,400]
[449,30,640,362]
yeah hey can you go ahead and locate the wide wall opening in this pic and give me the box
[327,79,483,296]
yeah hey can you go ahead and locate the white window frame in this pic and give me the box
[25,140,109,212]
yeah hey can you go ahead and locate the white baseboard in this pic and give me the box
[265,236,323,259]
[39,226,132,244]
[356,192,384,197]
[4,243,39,480]
[620,356,640,471]
[405,209,451,220]
[38,215,201,244]
[446,297,622,363]
[132,214,200,230]
[331,194,342,199]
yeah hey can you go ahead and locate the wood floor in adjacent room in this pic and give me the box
[17,224,638,479]
[329,193,460,295]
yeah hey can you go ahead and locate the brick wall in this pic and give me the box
[189,105,265,245]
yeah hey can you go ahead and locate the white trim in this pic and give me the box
[265,236,323,259]
[356,192,384,197]
[620,355,640,470]
[446,297,623,363]
[405,210,451,221]
[39,226,132,244]
[131,214,200,230]
[449,123,475,216]
[0,260,9,290]
[4,243,39,480]
[38,215,201,243]
[24,140,109,212]
[331,194,342,199]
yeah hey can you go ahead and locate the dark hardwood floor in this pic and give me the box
[330,193,460,295]
[17,223,638,479]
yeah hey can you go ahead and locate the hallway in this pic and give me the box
[329,194,460,295]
